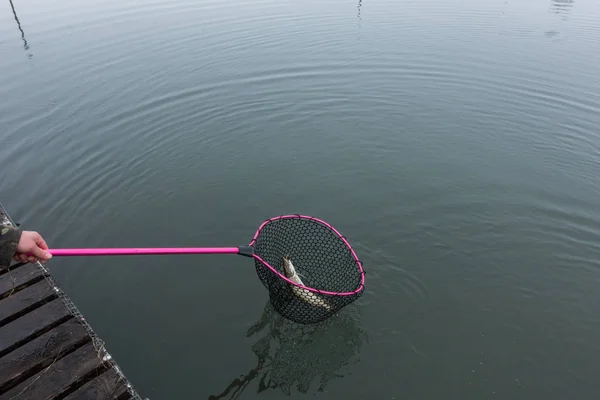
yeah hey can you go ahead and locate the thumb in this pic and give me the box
[29,246,52,260]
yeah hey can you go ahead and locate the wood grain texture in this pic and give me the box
[0,280,56,327]
[0,320,90,392]
[0,298,72,357]
[0,263,45,299]
[0,342,105,400]
[62,368,130,400]
[0,262,26,277]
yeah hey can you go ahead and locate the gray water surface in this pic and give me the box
[1,0,600,398]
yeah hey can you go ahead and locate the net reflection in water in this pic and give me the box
[208,300,368,399]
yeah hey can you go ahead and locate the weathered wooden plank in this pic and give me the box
[0,320,90,392]
[0,262,26,276]
[62,368,129,400]
[0,263,45,299]
[0,279,56,327]
[0,298,72,357]
[0,342,105,400]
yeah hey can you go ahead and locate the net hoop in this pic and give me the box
[248,214,365,296]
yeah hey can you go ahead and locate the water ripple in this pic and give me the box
[351,240,430,306]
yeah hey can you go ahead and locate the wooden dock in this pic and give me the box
[0,203,145,400]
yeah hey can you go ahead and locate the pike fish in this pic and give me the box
[282,255,332,310]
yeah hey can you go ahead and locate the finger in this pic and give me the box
[27,255,38,264]
[36,236,49,251]
[18,254,29,263]
[29,246,52,260]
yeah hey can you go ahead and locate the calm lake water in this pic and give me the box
[1,0,600,398]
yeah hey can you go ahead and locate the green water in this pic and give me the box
[1,0,599,398]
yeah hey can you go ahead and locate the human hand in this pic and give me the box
[14,231,52,264]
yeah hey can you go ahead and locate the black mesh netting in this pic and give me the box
[251,216,364,324]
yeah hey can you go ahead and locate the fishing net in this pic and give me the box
[248,215,365,324]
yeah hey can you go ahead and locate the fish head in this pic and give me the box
[282,255,295,277]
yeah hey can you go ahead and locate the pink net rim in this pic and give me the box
[248,214,365,296]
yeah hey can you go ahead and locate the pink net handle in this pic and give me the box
[46,247,241,256]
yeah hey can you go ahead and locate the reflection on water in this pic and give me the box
[545,0,575,37]
[208,301,367,399]
[8,0,32,58]
[551,0,574,14]
[551,0,574,23]
[357,0,362,40]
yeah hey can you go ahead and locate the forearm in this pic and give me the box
[0,224,22,269]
